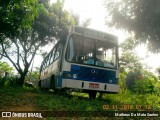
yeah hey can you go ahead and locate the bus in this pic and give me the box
[39,26,119,99]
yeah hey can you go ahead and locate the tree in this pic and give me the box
[119,36,159,94]
[0,61,14,77]
[156,66,160,80]
[132,70,157,94]
[70,11,91,27]
[81,18,91,27]
[0,0,75,86]
[70,12,80,26]
[119,36,143,92]
[119,36,143,72]
[0,0,39,41]
[0,0,40,60]
[105,0,160,52]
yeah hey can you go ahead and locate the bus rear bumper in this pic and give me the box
[61,79,119,93]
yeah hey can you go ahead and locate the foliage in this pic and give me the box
[0,0,39,39]
[0,0,76,86]
[119,36,159,94]
[105,0,160,52]
[81,18,91,27]
[0,61,14,76]
[119,36,143,72]
[124,68,159,94]
[156,66,160,80]
[0,76,18,87]
[0,61,18,87]
[154,81,160,95]
[105,91,160,111]
[119,70,127,93]
[25,67,40,86]
[120,36,140,52]
[120,52,142,71]
[70,11,91,27]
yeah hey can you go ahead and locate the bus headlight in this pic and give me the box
[73,74,77,79]
[66,73,72,78]
[109,80,112,83]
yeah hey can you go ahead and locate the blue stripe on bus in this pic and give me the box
[72,65,80,70]
[57,75,62,87]
[63,65,118,84]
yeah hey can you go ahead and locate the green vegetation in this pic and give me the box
[0,86,159,119]
[0,0,76,86]
[105,0,160,52]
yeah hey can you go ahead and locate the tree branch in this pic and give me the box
[0,53,7,57]
[12,39,22,73]
[18,38,29,68]
[19,53,25,66]
[1,43,22,74]
[28,43,40,66]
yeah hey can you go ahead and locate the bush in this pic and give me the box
[154,81,160,95]
[119,71,127,93]
[133,79,154,94]
[125,69,158,94]
[0,76,18,87]
[125,70,141,91]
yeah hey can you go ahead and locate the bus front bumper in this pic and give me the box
[61,79,119,93]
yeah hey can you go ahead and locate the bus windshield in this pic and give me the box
[66,35,117,69]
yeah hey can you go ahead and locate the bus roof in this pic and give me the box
[69,26,118,41]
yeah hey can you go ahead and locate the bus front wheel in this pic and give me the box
[88,91,97,99]
[38,80,45,91]
[38,80,42,89]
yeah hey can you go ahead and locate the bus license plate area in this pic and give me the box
[89,83,99,88]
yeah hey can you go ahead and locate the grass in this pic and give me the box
[36,92,106,111]
[103,91,160,111]
[0,86,37,110]
[0,86,160,119]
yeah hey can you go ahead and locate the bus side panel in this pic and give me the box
[57,74,62,88]
[50,59,62,88]
[40,68,48,88]
[61,60,71,88]
[40,59,60,89]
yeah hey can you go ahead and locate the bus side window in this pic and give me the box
[48,53,52,66]
[44,59,46,68]
[50,48,56,63]
[54,44,62,60]
[49,52,52,65]
[46,55,50,67]
[41,62,44,71]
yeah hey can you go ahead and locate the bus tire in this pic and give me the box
[50,75,56,89]
[38,80,42,89]
[89,91,97,99]
[38,80,45,91]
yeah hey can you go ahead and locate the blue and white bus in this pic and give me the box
[39,26,119,99]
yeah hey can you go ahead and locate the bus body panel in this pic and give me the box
[40,59,61,88]
[61,62,119,93]
[62,64,118,84]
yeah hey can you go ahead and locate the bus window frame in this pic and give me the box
[40,42,64,72]
[65,34,119,69]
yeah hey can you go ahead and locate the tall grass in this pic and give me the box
[0,86,159,120]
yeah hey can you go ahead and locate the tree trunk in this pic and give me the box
[17,74,25,86]
[17,72,28,86]
[17,64,29,86]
